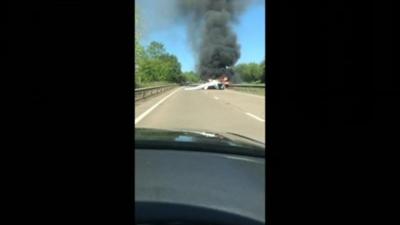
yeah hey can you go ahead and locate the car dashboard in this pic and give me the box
[135,149,265,225]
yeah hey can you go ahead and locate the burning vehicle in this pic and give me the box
[184,74,230,91]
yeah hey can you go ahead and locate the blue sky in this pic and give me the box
[138,1,265,72]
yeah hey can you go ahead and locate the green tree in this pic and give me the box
[134,10,183,86]
[146,42,167,59]
[260,60,265,83]
[135,9,146,86]
[159,54,182,82]
[182,71,200,83]
[136,45,183,84]
[233,62,263,83]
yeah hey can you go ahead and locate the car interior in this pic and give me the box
[135,148,265,225]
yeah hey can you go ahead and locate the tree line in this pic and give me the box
[232,60,265,83]
[135,40,201,87]
[135,11,194,87]
[135,41,185,86]
[135,10,265,87]
[135,40,265,86]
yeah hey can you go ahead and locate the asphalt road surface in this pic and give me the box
[135,87,265,143]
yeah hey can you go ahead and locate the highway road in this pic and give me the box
[135,87,265,143]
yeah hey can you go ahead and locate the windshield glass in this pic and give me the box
[135,0,266,147]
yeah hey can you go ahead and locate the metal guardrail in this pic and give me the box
[228,84,265,95]
[229,84,265,88]
[187,83,265,88]
[135,84,178,102]
[185,83,265,95]
[187,83,265,96]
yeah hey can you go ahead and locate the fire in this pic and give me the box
[218,74,230,87]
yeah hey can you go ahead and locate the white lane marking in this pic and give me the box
[245,112,265,122]
[135,88,181,125]
[214,96,219,100]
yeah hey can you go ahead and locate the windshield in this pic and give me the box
[135,0,266,146]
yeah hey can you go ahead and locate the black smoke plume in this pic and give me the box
[177,0,253,80]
